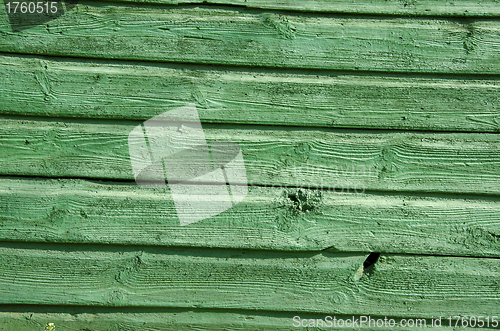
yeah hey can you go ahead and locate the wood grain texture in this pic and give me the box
[0,310,304,331]
[1,4,500,74]
[3,310,301,331]
[1,118,499,195]
[1,244,499,318]
[2,54,500,132]
[1,0,499,323]
[100,0,500,17]
[0,309,468,331]
[1,177,500,256]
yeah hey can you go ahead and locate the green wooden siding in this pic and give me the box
[2,177,500,255]
[2,5,500,74]
[0,0,499,330]
[2,54,500,132]
[2,118,500,194]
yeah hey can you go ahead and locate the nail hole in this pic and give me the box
[353,253,381,281]
[363,252,380,270]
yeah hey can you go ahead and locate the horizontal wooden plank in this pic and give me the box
[1,244,499,317]
[1,177,500,256]
[101,0,500,17]
[2,55,500,132]
[1,4,500,74]
[1,118,500,195]
[2,309,298,331]
[0,310,299,331]
[0,309,466,331]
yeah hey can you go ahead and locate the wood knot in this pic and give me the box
[295,142,311,155]
[261,14,297,40]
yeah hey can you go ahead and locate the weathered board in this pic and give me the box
[1,177,500,256]
[1,4,500,74]
[0,309,469,331]
[102,0,500,17]
[1,118,499,194]
[1,54,500,132]
[1,244,500,317]
[1,0,500,328]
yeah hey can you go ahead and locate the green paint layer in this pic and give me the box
[101,0,500,17]
[1,118,499,194]
[0,244,499,317]
[1,177,500,256]
[1,0,499,325]
[1,54,500,132]
[1,4,500,73]
[0,309,481,331]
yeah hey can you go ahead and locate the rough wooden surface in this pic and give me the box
[1,177,500,256]
[2,4,500,74]
[0,305,474,331]
[1,0,500,327]
[0,309,472,331]
[101,0,500,17]
[1,118,499,194]
[2,54,500,132]
[1,243,499,318]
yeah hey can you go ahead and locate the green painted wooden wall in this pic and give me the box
[0,0,499,330]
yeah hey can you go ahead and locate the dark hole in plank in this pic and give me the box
[363,252,380,269]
